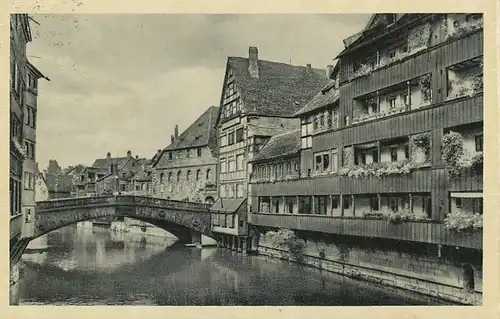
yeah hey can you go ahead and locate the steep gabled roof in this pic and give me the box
[165,106,219,151]
[91,157,131,174]
[336,13,423,58]
[251,130,301,163]
[225,57,328,118]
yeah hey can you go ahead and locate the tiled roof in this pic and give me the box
[210,198,247,213]
[227,57,328,117]
[45,173,73,193]
[251,130,301,162]
[91,157,130,173]
[294,84,339,117]
[164,106,219,151]
[247,124,292,137]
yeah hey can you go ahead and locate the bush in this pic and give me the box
[264,228,306,261]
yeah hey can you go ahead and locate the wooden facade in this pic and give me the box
[249,213,482,250]
[249,14,483,250]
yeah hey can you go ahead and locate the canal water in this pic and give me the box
[17,225,448,306]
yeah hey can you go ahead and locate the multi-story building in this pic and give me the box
[22,61,49,224]
[210,46,328,252]
[152,106,219,203]
[10,14,31,219]
[248,14,483,305]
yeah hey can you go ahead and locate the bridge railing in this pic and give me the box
[119,195,211,211]
[37,195,211,212]
[36,195,116,210]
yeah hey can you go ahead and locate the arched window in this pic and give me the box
[206,169,212,181]
[168,172,172,182]
[177,170,182,182]
[160,172,164,183]
[187,170,192,181]
[196,169,201,181]
[142,183,147,191]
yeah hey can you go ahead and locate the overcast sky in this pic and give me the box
[27,14,370,169]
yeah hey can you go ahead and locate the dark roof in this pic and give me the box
[92,157,130,174]
[226,57,328,118]
[45,173,73,193]
[336,14,426,58]
[210,198,247,213]
[251,130,301,163]
[247,124,292,137]
[294,83,339,117]
[27,60,50,81]
[165,106,219,151]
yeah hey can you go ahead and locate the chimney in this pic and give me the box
[248,46,259,78]
[107,152,111,160]
[306,63,312,74]
[127,150,132,159]
[135,155,139,160]
[171,135,174,143]
[326,65,334,79]
[174,125,179,140]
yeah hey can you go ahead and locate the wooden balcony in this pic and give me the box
[249,213,482,250]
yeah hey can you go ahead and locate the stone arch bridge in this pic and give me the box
[10,195,213,265]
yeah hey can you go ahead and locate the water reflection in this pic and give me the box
[18,225,451,306]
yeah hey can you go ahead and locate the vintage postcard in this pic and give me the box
[4,0,498,318]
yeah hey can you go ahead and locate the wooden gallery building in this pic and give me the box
[248,14,483,305]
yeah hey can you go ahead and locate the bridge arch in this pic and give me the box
[11,195,214,263]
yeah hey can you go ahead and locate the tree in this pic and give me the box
[46,159,63,175]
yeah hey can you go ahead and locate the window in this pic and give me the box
[390,197,398,212]
[286,162,292,174]
[315,196,328,215]
[235,128,244,143]
[228,131,235,145]
[221,158,227,173]
[344,116,350,125]
[206,169,212,181]
[236,154,244,171]
[168,152,172,160]
[456,198,462,209]
[370,196,379,211]
[168,172,172,182]
[475,134,483,152]
[220,133,228,147]
[160,172,164,183]
[403,94,410,106]
[314,152,330,173]
[186,170,192,181]
[390,147,398,162]
[220,185,227,198]
[343,197,350,209]
[197,148,202,157]
[177,171,181,182]
[473,198,483,214]
[302,136,312,149]
[228,184,234,198]
[388,97,397,109]
[228,157,236,172]
[332,197,339,209]
[196,169,201,181]
[236,184,244,198]
[388,50,397,59]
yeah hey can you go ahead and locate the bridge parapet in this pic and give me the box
[37,195,211,213]
[37,196,116,211]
